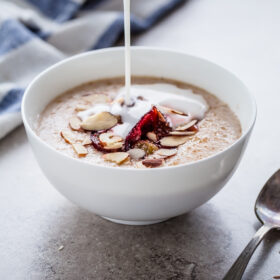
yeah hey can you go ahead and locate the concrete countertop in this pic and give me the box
[1,0,280,279]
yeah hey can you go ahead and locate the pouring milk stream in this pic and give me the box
[78,0,208,138]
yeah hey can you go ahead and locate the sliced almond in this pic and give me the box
[158,105,185,116]
[72,143,88,157]
[82,134,92,145]
[60,129,76,144]
[83,94,109,104]
[99,132,123,146]
[69,117,82,131]
[175,120,197,131]
[160,136,189,147]
[128,148,146,160]
[170,108,186,115]
[103,141,123,150]
[157,149,177,158]
[142,158,164,168]
[146,132,157,142]
[75,104,89,112]
[169,131,196,136]
[103,152,129,164]
[81,112,118,131]
[112,97,124,106]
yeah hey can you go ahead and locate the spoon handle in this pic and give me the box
[223,224,272,280]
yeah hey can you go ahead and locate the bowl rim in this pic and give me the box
[22,46,257,172]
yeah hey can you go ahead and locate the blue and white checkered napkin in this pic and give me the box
[0,0,185,139]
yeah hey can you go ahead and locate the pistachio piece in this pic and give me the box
[81,112,118,131]
[72,143,88,157]
[60,129,76,144]
[103,152,129,164]
[135,140,158,155]
[128,148,146,160]
[146,132,157,142]
[160,136,189,147]
[142,158,164,168]
[157,149,177,158]
[69,117,82,131]
[175,120,197,131]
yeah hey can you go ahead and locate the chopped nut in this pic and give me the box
[99,132,123,146]
[135,140,158,155]
[75,104,89,112]
[175,120,197,131]
[72,143,88,157]
[82,134,92,145]
[169,131,196,136]
[112,97,125,106]
[146,132,157,142]
[142,158,164,168]
[128,148,145,160]
[83,94,109,103]
[158,105,185,116]
[60,129,76,144]
[103,141,123,150]
[157,149,177,158]
[170,108,186,115]
[103,152,129,164]
[81,112,118,131]
[69,117,82,131]
[160,136,189,147]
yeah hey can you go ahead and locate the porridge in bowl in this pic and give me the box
[36,76,241,168]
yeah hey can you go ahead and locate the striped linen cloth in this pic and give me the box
[0,0,185,139]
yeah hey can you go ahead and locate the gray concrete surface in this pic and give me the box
[1,0,280,279]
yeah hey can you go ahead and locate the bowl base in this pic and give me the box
[102,216,168,225]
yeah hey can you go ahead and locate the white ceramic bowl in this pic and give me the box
[22,47,256,225]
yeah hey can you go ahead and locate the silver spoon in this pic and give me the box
[223,169,280,280]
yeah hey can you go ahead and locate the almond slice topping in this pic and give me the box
[157,149,177,158]
[158,105,185,116]
[69,117,82,131]
[81,112,118,131]
[146,132,157,142]
[60,129,76,144]
[72,143,88,157]
[128,148,146,160]
[83,94,109,104]
[99,132,123,146]
[82,134,92,146]
[170,108,186,115]
[103,152,129,164]
[160,136,189,147]
[142,158,164,168]
[175,120,197,131]
[169,131,196,136]
[75,104,89,112]
[103,141,123,150]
